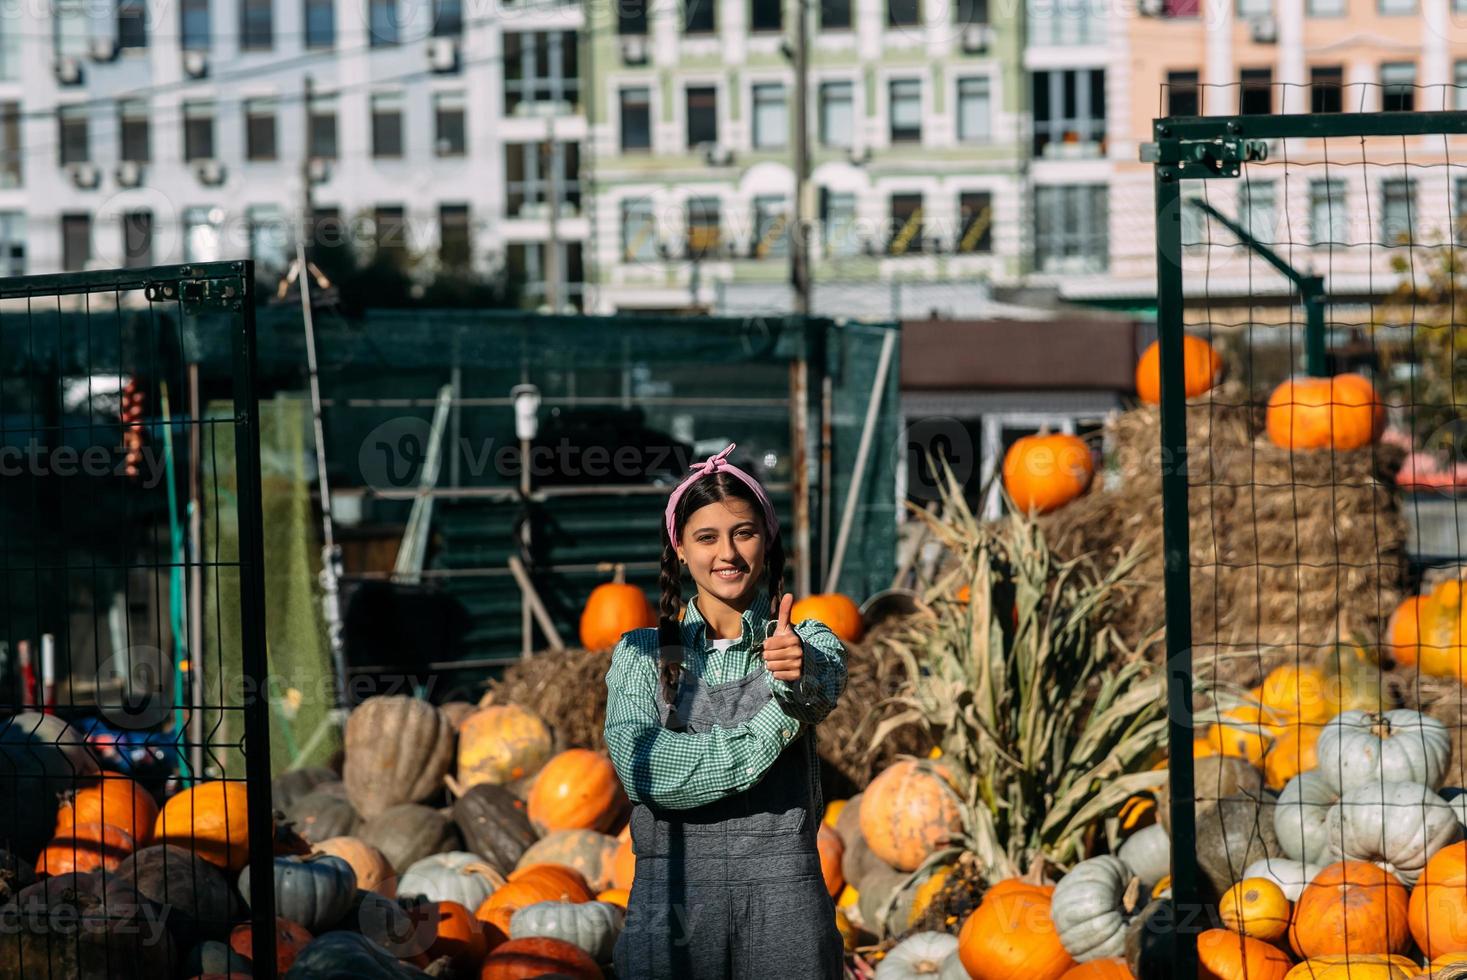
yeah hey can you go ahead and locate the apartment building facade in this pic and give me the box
[9,0,586,307]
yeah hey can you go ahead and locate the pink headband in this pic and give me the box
[664,442,780,546]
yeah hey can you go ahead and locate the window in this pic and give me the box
[184,101,215,161]
[372,92,404,158]
[244,99,276,161]
[240,0,272,50]
[821,190,858,257]
[247,205,289,275]
[687,197,721,257]
[956,0,988,24]
[1456,61,1467,111]
[370,0,398,45]
[0,104,19,188]
[1237,0,1270,14]
[889,79,922,143]
[59,105,87,166]
[620,87,652,152]
[820,82,854,148]
[505,142,581,216]
[889,193,923,254]
[1240,180,1275,243]
[1311,66,1343,113]
[55,0,87,58]
[619,0,648,32]
[373,206,408,261]
[504,32,580,115]
[752,196,789,258]
[888,0,920,27]
[1381,62,1416,111]
[622,199,658,262]
[1034,184,1107,273]
[0,213,24,276]
[439,205,471,268]
[122,210,152,268]
[1308,179,1347,246]
[1239,68,1272,114]
[1028,0,1104,45]
[1167,71,1200,117]
[1379,0,1414,12]
[118,0,147,48]
[1308,0,1344,13]
[181,0,210,50]
[1380,178,1415,245]
[434,91,466,156]
[751,0,782,30]
[309,94,338,159]
[183,207,222,262]
[821,0,851,28]
[507,242,584,308]
[62,213,90,272]
[958,191,993,253]
[686,85,718,148]
[752,83,788,149]
[119,100,149,163]
[956,77,991,143]
[685,0,716,33]
[305,0,334,46]
[1032,69,1105,156]
[434,0,463,35]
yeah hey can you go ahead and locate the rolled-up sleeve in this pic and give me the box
[604,632,801,810]
[763,619,847,726]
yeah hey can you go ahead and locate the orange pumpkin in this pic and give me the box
[1264,722,1323,791]
[957,880,1074,980]
[1283,954,1419,979]
[507,862,594,898]
[458,704,554,789]
[477,864,595,936]
[55,772,158,845]
[1265,374,1384,452]
[1002,433,1093,514]
[1219,877,1290,942]
[35,822,136,875]
[1386,594,1428,669]
[409,900,490,973]
[579,565,656,652]
[609,833,636,892]
[1410,840,1467,958]
[527,749,627,835]
[790,594,865,644]
[817,823,844,897]
[152,779,260,873]
[1290,860,1409,959]
[311,836,397,897]
[480,936,602,980]
[596,887,629,908]
[229,917,313,973]
[1060,960,1134,979]
[1198,928,1292,980]
[1259,665,1332,725]
[859,759,963,872]
[1135,335,1223,406]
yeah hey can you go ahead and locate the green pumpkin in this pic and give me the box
[239,854,358,935]
[358,803,461,874]
[509,900,624,963]
[1052,855,1144,963]
[284,932,428,979]
[287,786,363,844]
[451,783,537,876]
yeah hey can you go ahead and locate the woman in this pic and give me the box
[604,443,847,979]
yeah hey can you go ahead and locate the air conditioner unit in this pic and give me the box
[54,57,82,86]
[960,24,992,54]
[1137,0,1166,15]
[1249,14,1278,43]
[193,158,225,185]
[703,143,734,166]
[427,37,459,73]
[307,157,331,183]
[88,37,117,63]
[115,160,143,187]
[621,35,648,65]
[67,162,101,189]
[182,50,208,78]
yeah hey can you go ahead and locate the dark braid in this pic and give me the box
[657,540,685,706]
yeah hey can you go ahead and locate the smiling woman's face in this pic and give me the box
[675,498,767,607]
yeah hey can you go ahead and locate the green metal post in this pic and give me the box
[1303,280,1327,377]
[1155,172,1200,977]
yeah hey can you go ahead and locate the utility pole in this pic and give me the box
[790,0,812,316]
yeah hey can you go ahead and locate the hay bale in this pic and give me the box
[1039,381,1407,679]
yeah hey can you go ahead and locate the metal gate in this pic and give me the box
[0,262,276,977]
[1149,106,1467,972]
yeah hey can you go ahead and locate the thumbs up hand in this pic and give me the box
[762,592,803,682]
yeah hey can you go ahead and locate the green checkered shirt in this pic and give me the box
[603,587,848,810]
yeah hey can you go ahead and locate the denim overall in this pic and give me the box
[612,657,844,979]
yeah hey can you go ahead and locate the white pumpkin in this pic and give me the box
[1117,824,1169,892]
[510,900,624,963]
[1274,771,1338,864]
[396,851,502,909]
[1051,855,1143,963]
[1324,780,1463,886]
[1240,857,1324,902]
[1315,709,1450,794]
[937,949,969,980]
[875,932,960,979]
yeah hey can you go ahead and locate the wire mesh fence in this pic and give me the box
[0,263,277,979]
